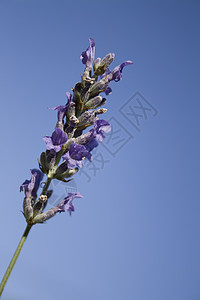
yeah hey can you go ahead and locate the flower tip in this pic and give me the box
[89,38,96,46]
[127,60,133,65]
[76,192,84,199]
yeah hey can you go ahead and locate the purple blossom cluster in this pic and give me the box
[20,38,133,225]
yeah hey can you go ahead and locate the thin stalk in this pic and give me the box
[0,163,59,296]
[0,224,32,297]
[41,177,52,195]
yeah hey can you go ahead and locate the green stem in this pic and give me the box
[0,224,32,297]
[0,172,57,296]
[41,177,52,195]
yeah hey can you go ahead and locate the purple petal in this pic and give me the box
[62,152,84,169]
[57,192,83,215]
[94,119,111,133]
[80,38,96,68]
[69,143,91,161]
[49,92,72,123]
[49,105,68,123]
[104,86,112,95]
[43,136,54,151]
[111,60,133,82]
[31,169,44,198]
[85,138,99,152]
[66,92,72,102]
[43,129,67,152]
[94,119,111,142]
[20,169,43,198]
[20,178,34,198]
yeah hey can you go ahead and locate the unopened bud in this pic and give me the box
[94,108,107,115]
[23,197,33,222]
[78,111,96,127]
[94,53,115,76]
[55,167,79,181]
[67,101,76,119]
[84,96,106,110]
[32,208,57,224]
[32,195,48,217]
[69,115,79,127]
[39,152,48,174]
[89,79,109,97]
[93,57,101,72]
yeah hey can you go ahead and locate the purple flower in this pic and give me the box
[56,192,83,215]
[69,143,92,161]
[49,92,72,123]
[62,151,84,169]
[62,143,92,169]
[80,38,96,68]
[109,61,133,82]
[20,169,44,198]
[93,119,111,142]
[43,128,67,152]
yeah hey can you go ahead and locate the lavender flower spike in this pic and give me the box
[80,38,95,68]
[43,128,67,152]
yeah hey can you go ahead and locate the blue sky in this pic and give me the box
[0,1,200,299]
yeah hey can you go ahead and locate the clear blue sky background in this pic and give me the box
[0,1,200,299]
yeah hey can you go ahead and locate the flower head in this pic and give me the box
[21,38,132,227]
[43,128,67,152]
[80,38,96,68]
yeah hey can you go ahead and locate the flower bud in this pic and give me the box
[84,96,106,110]
[89,79,109,97]
[39,152,48,174]
[67,101,76,119]
[94,108,107,115]
[33,195,48,217]
[32,208,57,224]
[23,197,33,221]
[74,130,94,145]
[73,82,84,113]
[93,57,101,72]
[54,160,79,180]
[94,53,115,76]
[78,111,96,129]
[45,150,56,173]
